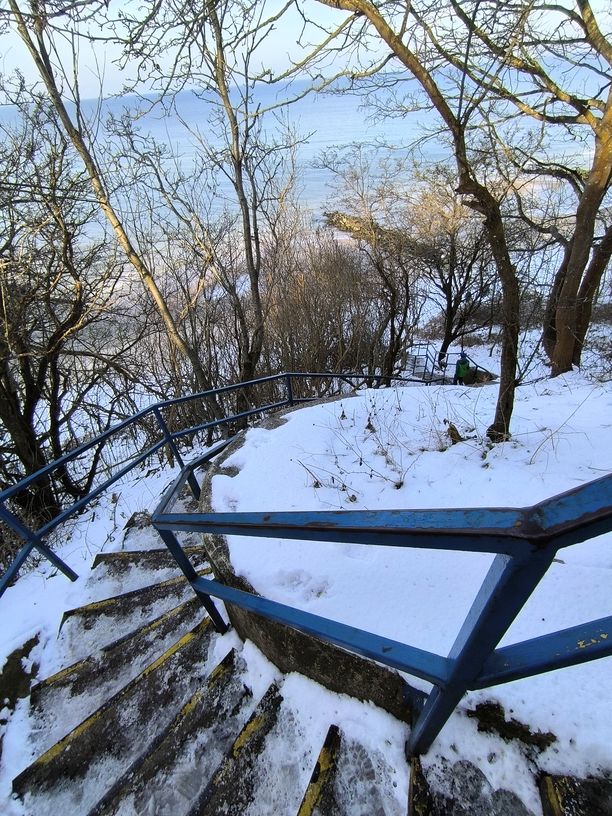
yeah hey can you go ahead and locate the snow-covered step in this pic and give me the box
[91,545,209,582]
[410,756,536,815]
[58,569,211,660]
[192,681,284,814]
[30,596,205,750]
[405,352,432,381]
[298,724,407,815]
[297,725,341,815]
[12,617,219,815]
[88,648,257,816]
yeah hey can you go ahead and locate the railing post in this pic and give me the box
[157,528,228,634]
[0,502,78,599]
[153,407,200,501]
[286,373,294,406]
[407,547,556,755]
[427,346,434,380]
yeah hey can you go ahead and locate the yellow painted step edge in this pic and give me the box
[61,568,212,618]
[297,725,341,816]
[93,545,207,566]
[38,597,200,689]
[30,618,212,769]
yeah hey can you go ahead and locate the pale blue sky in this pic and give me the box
[1,1,610,103]
[0,1,353,100]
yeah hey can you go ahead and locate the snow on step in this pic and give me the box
[190,670,410,816]
[299,724,407,816]
[189,677,331,815]
[30,596,205,753]
[191,681,285,815]
[88,648,258,816]
[12,618,221,815]
[57,569,211,662]
[415,757,537,815]
[90,545,209,587]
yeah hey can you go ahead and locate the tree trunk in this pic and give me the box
[10,0,224,421]
[0,384,60,521]
[542,251,569,361]
[550,90,612,375]
[573,223,612,365]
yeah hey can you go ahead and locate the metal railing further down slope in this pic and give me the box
[0,372,422,597]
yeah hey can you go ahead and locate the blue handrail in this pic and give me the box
[151,446,612,756]
[0,371,422,597]
[4,369,610,757]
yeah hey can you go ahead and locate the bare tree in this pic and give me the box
[0,95,137,519]
[114,0,301,414]
[395,165,498,364]
[321,147,424,384]
[3,0,224,417]
[291,0,521,439]
[264,226,377,378]
[277,0,611,436]
[444,0,612,375]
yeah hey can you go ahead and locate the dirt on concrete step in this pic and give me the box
[540,773,612,816]
[13,618,217,814]
[89,647,256,816]
[189,682,283,815]
[91,545,209,579]
[31,597,206,749]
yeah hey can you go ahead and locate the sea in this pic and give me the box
[1,69,593,220]
[0,76,451,215]
[121,78,451,212]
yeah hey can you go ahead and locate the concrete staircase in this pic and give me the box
[6,517,612,815]
[405,352,434,382]
[7,522,409,815]
[404,344,445,384]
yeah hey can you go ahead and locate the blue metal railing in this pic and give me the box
[0,371,423,597]
[407,342,441,381]
[152,446,612,756]
[4,369,609,756]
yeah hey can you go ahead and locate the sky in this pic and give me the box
[0,0,355,100]
[2,0,611,103]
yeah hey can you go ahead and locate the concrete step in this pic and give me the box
[31,596,205,751]
[539,774,612,815]
[91,545,209,581]
[409,739,612,816]
[13,617,219,815]
[58,568,211,659]
[297,725,342,815]
[189,682,284,815]
[410,756,536,815]
[298,724,406,816]
[88,648,256,816]
[408,757,437,815]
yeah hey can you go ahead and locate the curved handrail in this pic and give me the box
[4,368,610,757]
[152,449,612,756]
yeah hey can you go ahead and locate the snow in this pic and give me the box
[0,339,611,815]
[211,365,612,812]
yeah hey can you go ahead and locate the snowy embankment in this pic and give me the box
[0,347,610,815]
[211,370,612,807]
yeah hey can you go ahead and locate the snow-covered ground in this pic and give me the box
[0,337,611,814]
[211,356,612,811]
